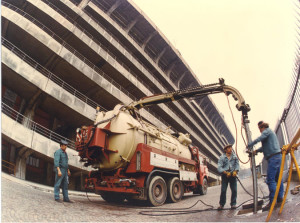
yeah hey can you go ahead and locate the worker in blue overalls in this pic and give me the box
[54,139,73,203]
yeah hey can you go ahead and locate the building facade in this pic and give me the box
[272,2,300,180]
[257,2,300,180]
[1,0,234,189]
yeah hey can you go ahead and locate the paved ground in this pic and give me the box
[2,172,300,222]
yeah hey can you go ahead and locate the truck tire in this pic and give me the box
[199,178,208,195]
[148,176,167,206]
[167,177,183,203]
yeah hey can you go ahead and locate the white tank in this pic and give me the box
[92,104,192,171]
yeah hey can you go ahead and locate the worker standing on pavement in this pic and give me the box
[217,144,240,210]
[54,139,73,203]
[247,121,284,211]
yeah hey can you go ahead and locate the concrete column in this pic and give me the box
[78,0,90,9]
[107,0,123,16]
[165,60,177,78]
[125,14,142,32]
[80,172,86,191]
[46,162,54,186]
[68,175,76,190]
[22,90,42,128]
[176,71,188,88]
[15,147,34,180]
[71,171,87,191]
[2,20,9,36]
[22,109,35,128]
[142,31,157,50]
[9,145,16,163]
[155,46,168,63]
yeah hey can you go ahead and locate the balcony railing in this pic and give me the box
[2,102,76,150]
[2,160,16,175]
[2,37,104,111]
[2,1,137,102]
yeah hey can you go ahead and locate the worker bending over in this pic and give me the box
[247,121,284,211]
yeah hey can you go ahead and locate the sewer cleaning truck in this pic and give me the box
[75,78,251,206]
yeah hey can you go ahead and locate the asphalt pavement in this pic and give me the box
[2,172,300,222]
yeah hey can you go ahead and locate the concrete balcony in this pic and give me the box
[1,37,169,139]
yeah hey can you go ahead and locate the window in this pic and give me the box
[26,156,40,168]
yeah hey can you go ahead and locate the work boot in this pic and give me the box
[55,199,63,203]
[231,205,237,210]
[217,205,224,211]
[262,202,272,211]
[63,199,74,203]
[276,197,283,207]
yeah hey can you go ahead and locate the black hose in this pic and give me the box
[139,177,268,216]
[84,176,267,216]
[236,176,268,199]
[93,115,116,127]
[84,171,267,216]
[237,177,255,197]
[138,198,255,216]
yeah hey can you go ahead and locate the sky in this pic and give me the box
[132,0,299,167]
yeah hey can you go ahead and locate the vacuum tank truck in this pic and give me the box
[75,79,250,206]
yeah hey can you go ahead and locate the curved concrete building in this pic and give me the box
[1,0,234,188]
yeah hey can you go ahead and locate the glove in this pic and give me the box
[224,171,231,178]
[232,170,237,177]
[246,149,257,156]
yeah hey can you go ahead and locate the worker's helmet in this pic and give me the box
[223,144,232,151]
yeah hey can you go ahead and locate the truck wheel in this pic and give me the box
[199,178,208,195]
[148,176,167,206]
[167,177,183,203]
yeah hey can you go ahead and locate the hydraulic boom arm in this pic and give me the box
[126,78,250,113]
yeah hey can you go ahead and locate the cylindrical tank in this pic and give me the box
[88,104,192,171]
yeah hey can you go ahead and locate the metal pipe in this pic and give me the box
[242,112,258,213]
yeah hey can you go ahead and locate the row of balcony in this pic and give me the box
[32,0,233,147]
[1,0,231,166]
[2,30,222,164]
